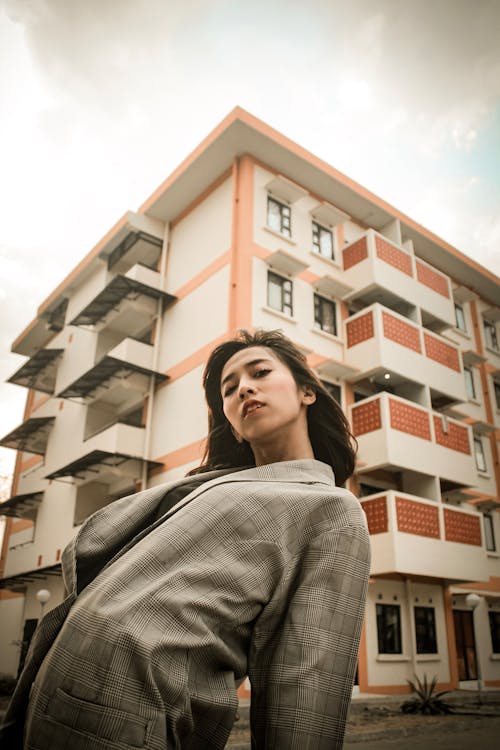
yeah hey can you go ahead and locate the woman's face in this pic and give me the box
[220,346,316,464]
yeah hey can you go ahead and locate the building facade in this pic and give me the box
[1,108,499,696]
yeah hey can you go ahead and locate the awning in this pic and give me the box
[8,349,63,393]
[0,564,61,591]
[0,492,43,518]
[70,275,175,327]
[0,417,55,455]
[45,450,161,481]
[57,355,167,400]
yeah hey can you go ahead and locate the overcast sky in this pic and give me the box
[1,0,499,479]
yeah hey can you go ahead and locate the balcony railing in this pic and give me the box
[342,229,455,329]
[361,490,488,582]
[345,303,466,402]
[350,392,475,486]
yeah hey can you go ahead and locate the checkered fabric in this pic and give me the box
[2,459,370,749]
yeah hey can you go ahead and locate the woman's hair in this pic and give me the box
[189,329,357,485]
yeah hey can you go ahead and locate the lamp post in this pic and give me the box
[465,593,483,705]
[36,588,51,620]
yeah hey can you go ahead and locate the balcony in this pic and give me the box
[69,264,175,335]
[350,392,475,486]
[345,304,466,403]
[57,338,167,404]
[44,423,160,485]
[0,417,55,456]
[342,230,455,330]
[361,491,489,582]
[8,348,63,394]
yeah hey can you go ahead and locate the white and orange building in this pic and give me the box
[1,108,499,696]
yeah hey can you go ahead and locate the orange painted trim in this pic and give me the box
[150,440,206,476]
[0,588,24,599]
[160,334,229,388]
[20,455,43,472]
[170,169,232,229]
[443,587,459,688]
[298,269,321,285]
[357,619,369,692]
[485,680,500,687]
[172,250,230,301]
[454,576,500,593]
[11,519,34,535]
[228,155,255,332]
[249,242,271,262]
[237,681,251,701]
[30,393,51,415]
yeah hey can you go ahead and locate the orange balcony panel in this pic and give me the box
[424,333,461,372]
[433,417,470,454]
[346,311,374,348]
[389,398,431,440]
[416,260,450,299]
[375,235,412,277]
[343,236,368,270]
[444,508,481,545]
[382,312,421,353]
[362,496,388,534]
[396,497,440,539]
[352,399,382,436]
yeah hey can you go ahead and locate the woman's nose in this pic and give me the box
[238,382,255,399]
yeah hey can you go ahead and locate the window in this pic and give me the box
[454,303,466,332]
[267,196,291,237]
[474,437,487,473]
[376,603,402,654]
[314,294,337,336]
[312,221,334,260]
[414,606,437,653]
[484,514,496,552]
[494,381,500,410]
[464,367,476,400]
[484,320,499,351]
[489,611,500,653]
[321,380,341,404]
[267,271,293,316]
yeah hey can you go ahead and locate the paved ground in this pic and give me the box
[226,689,500,748]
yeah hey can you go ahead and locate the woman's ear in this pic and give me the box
[302,388,316,405]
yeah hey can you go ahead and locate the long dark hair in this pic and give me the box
[189,329,357,485]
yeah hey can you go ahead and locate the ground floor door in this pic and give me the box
[453,609,477,681]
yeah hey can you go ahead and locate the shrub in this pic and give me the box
[401,674,453,715]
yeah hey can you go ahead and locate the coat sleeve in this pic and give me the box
[248,524,371,750]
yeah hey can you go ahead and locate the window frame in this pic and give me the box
[494,380,500,411]
[267,270,293,317]
[376,603,402,655]
[484,319,499,352]
[313,293,337,337]
[464,366,476,400]
[267,195,292,238]
[474,436,487,473]
[489,611,500,653]
[484,514,496,552]
[414,605,438,654]
[454,303,467,332]
[312,220,335,260]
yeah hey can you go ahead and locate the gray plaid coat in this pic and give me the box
[2,459,370,749]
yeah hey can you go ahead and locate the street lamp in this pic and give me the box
[36,588,51,619]
[465,592,483,705]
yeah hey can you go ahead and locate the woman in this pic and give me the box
[2,329,370,750]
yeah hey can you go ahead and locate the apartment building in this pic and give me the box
[1,108,499,697]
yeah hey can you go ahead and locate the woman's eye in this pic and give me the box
[254,369,271,378]
[223,385,236,397]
